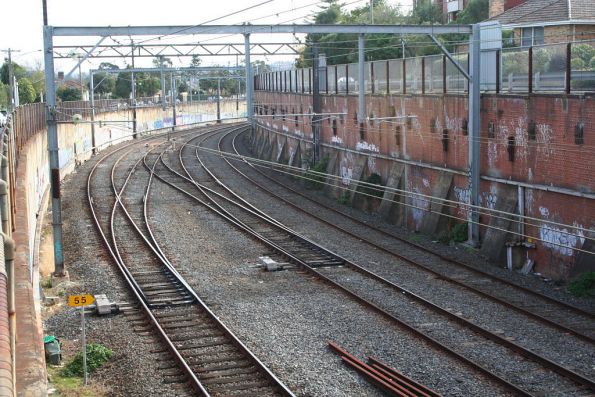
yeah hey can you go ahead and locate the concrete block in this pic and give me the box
[480,185,518,262]
[258,256,281,272]
[94,294,114,315]
[378,162,405,217]
[419,171,454,236]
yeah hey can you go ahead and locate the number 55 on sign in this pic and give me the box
[68,294,95,307]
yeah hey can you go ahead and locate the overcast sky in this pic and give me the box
[0,0,412,72]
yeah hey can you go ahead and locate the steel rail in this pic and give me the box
[152,128,537,397]
[236,128,595,317]
[208,128,595,392]
[86,131,210,396]
[223,130,595,345]
[139,137,297,397]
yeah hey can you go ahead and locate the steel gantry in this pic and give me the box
[43,22,480,275]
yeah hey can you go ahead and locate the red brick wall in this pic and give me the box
[254,91,595,279]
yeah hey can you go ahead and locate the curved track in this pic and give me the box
[146,124,594,397]
[87,125,295,397]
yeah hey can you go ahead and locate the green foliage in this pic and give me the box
[0,82,9,108]
[1,60,27,85]
[19,77,37,105]
[295,0,407,67]
[92,71,116,96]
[114,72,132,99]
[589,56,595,70]
[337,191,351,205]
[62,343,113,377]
[361,172,384,198]
[502,51,528,75]
[567,272,595,298]
[409,0,442,24]
[455,0,489,24]
[305,155,329,189]
[572,44,595,65]
[451,222,468,243]
[571,58,586,71]
[56,86,82,102]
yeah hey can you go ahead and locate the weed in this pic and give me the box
[568,272,595,298]
[361,173,384,198]
[62,343,113,378]
[337,191,351,205]
[41,278,53,289]
[451,222,468,243]
[305,155,329,189]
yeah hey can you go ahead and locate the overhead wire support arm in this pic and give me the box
[428,34,470,81]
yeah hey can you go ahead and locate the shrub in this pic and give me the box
[568,272,595,298]
[305,155,329,189]
[62,343,113,377]
[451,222,468,243]
[572,44,595,64]
[337,191,351,205]
[361,173,384,198]
[571,58,586,71]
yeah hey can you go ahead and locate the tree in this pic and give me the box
[1,60,27,85]
[136,75,161,97]
[409,0,442,24]
[17,78,36,104]
[455,0,489,24]
[56,86,82,101]
[152,57,173,68]
[190,55,202,68]
[114,71,132,99]
[0,82,9,108]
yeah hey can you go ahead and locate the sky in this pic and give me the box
[0,0,413,74]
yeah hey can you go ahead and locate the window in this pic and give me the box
[521,27,544,47]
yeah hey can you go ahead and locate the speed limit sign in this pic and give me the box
[68,294,95,307]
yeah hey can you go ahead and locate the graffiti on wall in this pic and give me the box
[537,206,586,256]
[540,223,585,257]
[356,141,380,153]
[339,152,354,185]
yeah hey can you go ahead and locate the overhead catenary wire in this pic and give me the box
[189,140,594,256]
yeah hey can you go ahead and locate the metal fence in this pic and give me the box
[255,40,595,95]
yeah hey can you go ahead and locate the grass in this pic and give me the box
[47,366,106,397]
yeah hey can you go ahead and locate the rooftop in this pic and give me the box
[490,0,595,25]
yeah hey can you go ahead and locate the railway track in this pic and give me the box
[87,125,295,397]
[146,124,594,396]
[233,128,595,343]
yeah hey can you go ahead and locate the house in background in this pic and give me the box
[432,0,529,23]
[488,0,595,46]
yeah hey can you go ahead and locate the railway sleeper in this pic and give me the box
[170,330,225,342]
[202,371,266,387]
[148,298,195,308]
[187,353,246,366]
[164,322,214,331]
[195,360,253,374]
[175,337,230,351]
[161,374,188,384]
[207,378,273,392]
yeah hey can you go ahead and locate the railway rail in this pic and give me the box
[144,124,594,397]
[86,125,295,397]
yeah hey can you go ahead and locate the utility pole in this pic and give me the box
[131,42,137,138]
[312,43,321,165]
[171,73,176,131]
[78,60,84,100]
[43,25,66,277]
[236,55,240,112]
[1,49,21,112]
[216,78,221,123]
[160,56,166,111]
[369,0,374,24]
